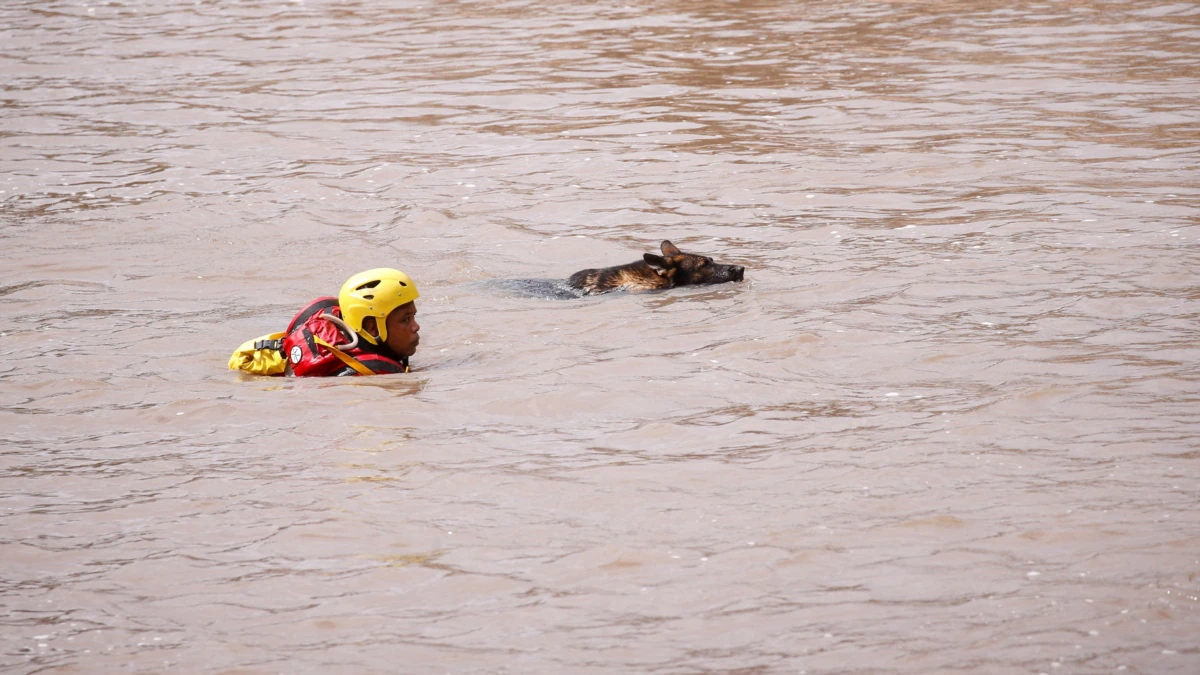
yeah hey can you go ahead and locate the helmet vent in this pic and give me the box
[354,280,381,300]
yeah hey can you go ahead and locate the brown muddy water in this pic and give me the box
[2,1,1199,673]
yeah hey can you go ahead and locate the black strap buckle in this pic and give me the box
[254,339,283,351]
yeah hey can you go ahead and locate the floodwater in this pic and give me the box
[2,0,1198,672]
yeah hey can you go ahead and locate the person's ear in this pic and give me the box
[361,316,380,338]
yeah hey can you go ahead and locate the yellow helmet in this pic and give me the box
[338,268,420,345]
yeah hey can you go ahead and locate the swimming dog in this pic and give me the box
[566,240,745,296]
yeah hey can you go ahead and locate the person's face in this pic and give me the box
[382,301,419,357]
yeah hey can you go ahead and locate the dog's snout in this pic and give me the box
[731,265,745,281]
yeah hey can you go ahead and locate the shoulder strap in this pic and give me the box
[356,353,409,374]
[287,297,339,333]
[313,336,376,376]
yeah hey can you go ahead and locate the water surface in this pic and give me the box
[2,0,1198,672]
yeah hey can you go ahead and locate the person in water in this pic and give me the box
[272,268,421,376]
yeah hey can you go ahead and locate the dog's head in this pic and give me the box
[645,240,745,287]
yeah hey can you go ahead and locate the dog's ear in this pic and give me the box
[644,253,676,277]
[660,240,682,257]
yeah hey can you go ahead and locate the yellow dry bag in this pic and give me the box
[228,332,288,376]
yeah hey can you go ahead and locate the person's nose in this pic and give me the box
[412,320,420,333]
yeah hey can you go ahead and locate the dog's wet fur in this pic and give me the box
[567,240,745,296]
[485,240,745,300]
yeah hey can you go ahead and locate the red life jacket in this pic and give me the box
[276,297,409,377]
